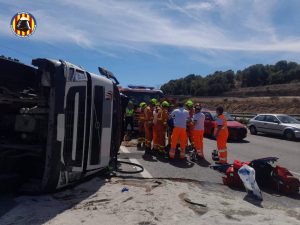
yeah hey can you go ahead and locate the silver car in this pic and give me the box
[248,114,300,140]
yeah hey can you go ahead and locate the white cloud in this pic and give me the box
[184,2,213,11]
[0,0,300,56]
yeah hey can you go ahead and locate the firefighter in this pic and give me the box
[137,102,147,149]
[144,98,157,154]
[185,100,195,149]
[124,101,134,140]
[169,102,189,160]
[152,101,160,152]
[167,103,175,149]
[192,103,205,159]
[157,101,169,154]
[214,106,229,164]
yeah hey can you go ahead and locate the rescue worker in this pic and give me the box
[167,103,175,149]
[214,106,229,164]
[157,101,169,154]
[192,103,205,159]
[185,100,195,150]
[137,102,147,149]
[152,101,160,152]
[169,102,189,160]
[124,101,134,140]
[144,98,157,154]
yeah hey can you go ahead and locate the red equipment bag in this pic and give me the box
[222,160,250,188]
[271,166,300,195]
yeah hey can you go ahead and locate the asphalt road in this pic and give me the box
[119,132,300,208]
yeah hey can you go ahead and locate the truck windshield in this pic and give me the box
[122,91,163,105]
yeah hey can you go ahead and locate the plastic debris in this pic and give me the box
[238,165,263,200]
[121,187,129,193]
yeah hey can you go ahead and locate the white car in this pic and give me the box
[248,114,300,140]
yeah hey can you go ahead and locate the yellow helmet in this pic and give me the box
[139,102,147,108]
[185,100,194,107]
[161,101,169,107]
[150,98,158,105]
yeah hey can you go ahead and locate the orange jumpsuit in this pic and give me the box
[157,107,169,152]
[192,112,205,157]
[137,107,145,146]
[214,114,229,164]
[144,106,154,149]
[169,108,189,159]
[152,106,160,150]
[187,108,195,147]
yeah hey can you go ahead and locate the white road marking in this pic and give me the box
[119,146,153,178]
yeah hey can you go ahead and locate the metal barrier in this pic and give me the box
[230,113,300,123]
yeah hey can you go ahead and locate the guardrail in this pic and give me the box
[230,113,300,124]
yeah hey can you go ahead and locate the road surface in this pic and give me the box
[119,133,300,208]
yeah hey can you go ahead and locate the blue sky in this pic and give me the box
[1,0,300,87]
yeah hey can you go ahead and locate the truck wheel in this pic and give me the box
[249,126,257,135]
[284,130,295,140]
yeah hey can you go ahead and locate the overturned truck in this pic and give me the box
[0,56,124,192]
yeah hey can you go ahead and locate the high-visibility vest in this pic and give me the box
[215,114,228,130]
[126,108,134,117]
[144,106,154,122]
[157,109,168,126]
[138,108,145,122]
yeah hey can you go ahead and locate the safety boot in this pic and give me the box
[212,149,219,161]
[179,150,186,160]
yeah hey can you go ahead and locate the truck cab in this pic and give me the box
[0,56,123,192]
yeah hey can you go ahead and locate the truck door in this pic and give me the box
[62,68,88,174]
[86,74,113,171]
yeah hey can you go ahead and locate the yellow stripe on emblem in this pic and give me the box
[17,14,21,35]
[12,17,15,31]
[32,17,35,32]
[26,14,30,35]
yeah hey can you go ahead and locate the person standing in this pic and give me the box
[144,98,157,154]
[124,101,134,140]
[152,101,160,152]
[214,106,229,164]
[137,102,147,149]
[157,101,169,154]
[169,103,189,160]
[167,104,175,149]
[185,100,195,149]
[192,103,205,159]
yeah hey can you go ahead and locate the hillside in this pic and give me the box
[223,82,300,97]
[161,60,300,96]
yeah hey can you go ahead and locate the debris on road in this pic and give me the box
[211,157,300,196]
[121,187,129,193]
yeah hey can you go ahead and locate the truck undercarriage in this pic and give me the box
[0,58,49,191]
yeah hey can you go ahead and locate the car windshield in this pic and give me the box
[211,112,235,121]
[277,115,300,124]
[122,91,163,106]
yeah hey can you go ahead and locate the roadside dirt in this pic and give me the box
[1,177,299,225]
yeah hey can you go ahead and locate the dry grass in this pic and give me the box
[190,96,300,114]
[223,82,300,97]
